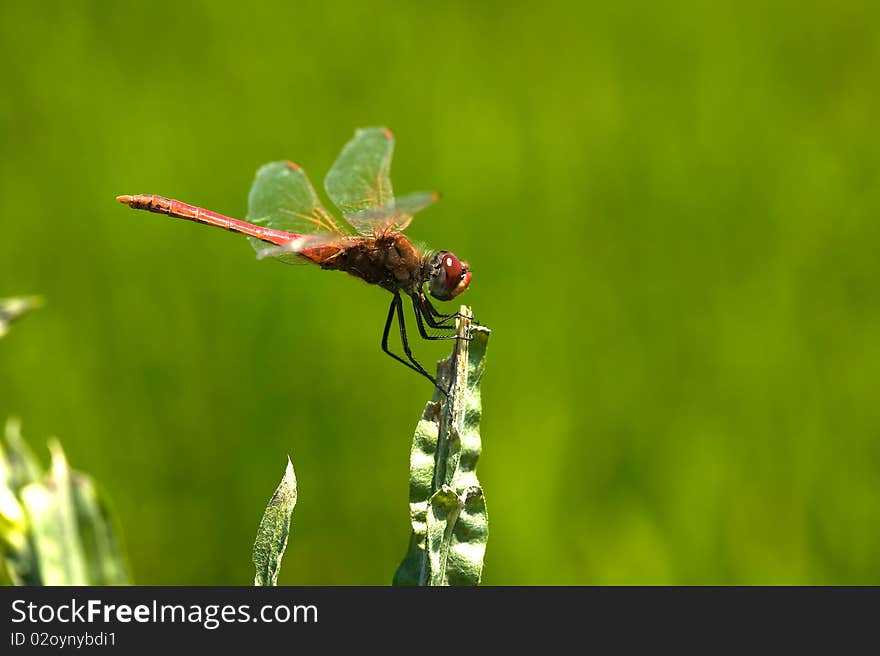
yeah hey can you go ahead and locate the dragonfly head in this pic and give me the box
[427,251,471,301]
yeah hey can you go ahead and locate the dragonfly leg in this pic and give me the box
[420,294,460,327]
[395,294,445,389]
[381,294,444,392]
[421,293,482,328]
[411,294,459,341]
[415,293,473,342]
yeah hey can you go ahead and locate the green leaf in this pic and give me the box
[394,306,490,586]
[1,418,42,496]
[1,423,130,585]
[69,471,130,585]
[1,419,47,585]
[20,441,89,585]
[253,456,298,586]
[427,485,488,586]
[0,296,42,338]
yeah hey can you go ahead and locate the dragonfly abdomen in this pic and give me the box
[116,194,300,246]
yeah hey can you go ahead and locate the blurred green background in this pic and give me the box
[2,0,879,585]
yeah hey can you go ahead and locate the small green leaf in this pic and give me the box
[253,456,298,586]
[69,472,130,585]
[1,419,48,585]
[0,296,42,338]
[1,423,130,586]
[1,418,42,492]
[426,485,488,586]
[392,408,440,586]
[394,306,490,586]
[0,485,26,555]
[20,441,89,585]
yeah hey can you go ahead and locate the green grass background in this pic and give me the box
[1,1,878,584]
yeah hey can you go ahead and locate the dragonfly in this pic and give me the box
[117,127,471,389]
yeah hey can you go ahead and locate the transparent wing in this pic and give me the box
[344,191,440,233]
[324,127,396,233]
[246,160,351,259]
[393,191,440,215]
[253,233,343,266]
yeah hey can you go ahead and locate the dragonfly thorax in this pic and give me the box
[318,233,425,294]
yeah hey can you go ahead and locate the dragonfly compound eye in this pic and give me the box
[429,251,471,301]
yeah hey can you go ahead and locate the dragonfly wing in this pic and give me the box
[324,127,396,234]
[254,233,342,266]
[345,191,440,233]
[386,191,440,231]
[393,191,440,216]
[247,161,351,261]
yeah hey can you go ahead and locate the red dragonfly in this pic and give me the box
[117,127,471,388]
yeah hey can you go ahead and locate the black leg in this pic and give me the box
[395,294,441,387]
[381,294,442,390]
[411,294,460,341]
[382,295,427,377]
[414,293,473,343]
[422,294,482,328]
[420,294,460,327]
